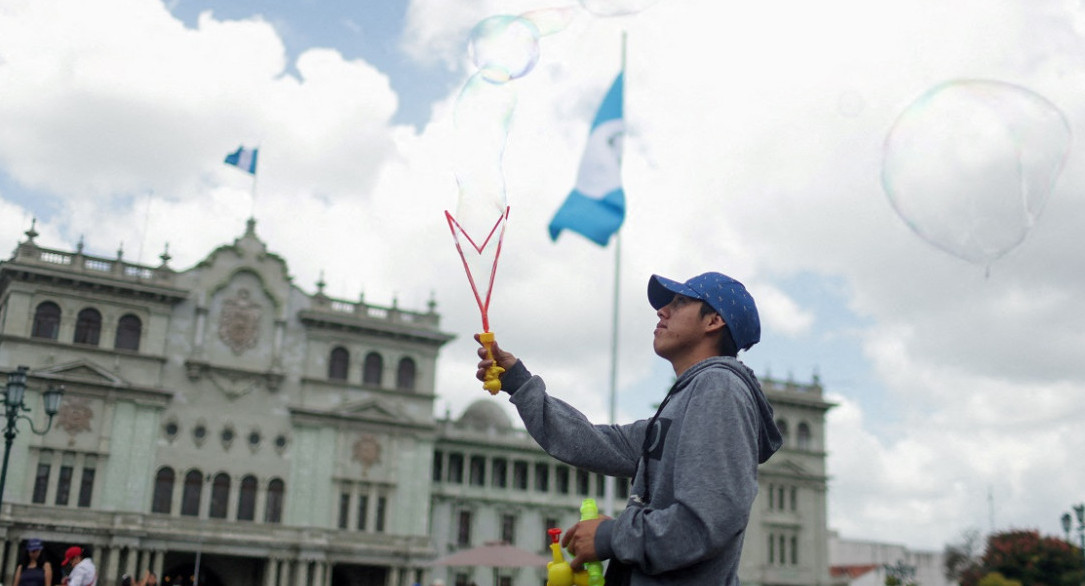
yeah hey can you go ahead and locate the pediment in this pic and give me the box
[34,360,129,387]
[339,399,404,423]
[761,458,810,477]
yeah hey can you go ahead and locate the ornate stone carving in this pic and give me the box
[352,434,381,474]
[57,396,94,444]
[218,288,262,355]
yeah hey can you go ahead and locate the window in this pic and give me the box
[576,469,590,496]
[797,422,811,450]
[152,467,174,514]
[73,308,102,345]
[776,419,789,447]
[237,475,257,521]
[363,352,383,386]
[777,486,785,512]
[265,478,284,523]
[432,451,443,483]
[512,461,528,490]
[596,473,605,497]
[500,514,516,544]
[329,346,349,380]
[114,314,142,351]
[209,473,230,518]
[556,466,570,494]
[32,451,52,504]
[376,495,387,532]
[790,486,797,511]
[78,456,96,508]
[768,483,775,509]
[544,518,559,549]
[448,453,464,484]
[55,454,74,506]
[31,301,61,340]
[469,456,486,486]
[492,458,507,488]
[791,535,799,565]
[357,494,369,530]
[778,535,786,565]
[534,463,549,492]
[181,470,203,516]
[768,533,774,564]
[457,510,472,546]
[338,492,350,529]
[396,357,416,391]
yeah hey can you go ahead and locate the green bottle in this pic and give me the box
[580,499,605,586]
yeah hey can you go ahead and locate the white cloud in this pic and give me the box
[2,0,1085,553]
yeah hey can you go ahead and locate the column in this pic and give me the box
[293,559,308,586]
[123,547,137,577]
[278,559,290,586]
[152,550,164,579]
[104,546,120,581]
[4,539,18,585]
[311,561,325,586]
[262,557,278,586]
[226,473,239,521]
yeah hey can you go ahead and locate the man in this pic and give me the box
[61,545,96,586]
[476,272,782,585]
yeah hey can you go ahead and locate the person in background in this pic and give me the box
[13,537,53,586]
[59,545,96,586]
[120,570,156,586]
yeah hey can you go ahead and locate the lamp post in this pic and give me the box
[1,365,63,506]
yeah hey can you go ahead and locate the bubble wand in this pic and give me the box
[445,207,510,394]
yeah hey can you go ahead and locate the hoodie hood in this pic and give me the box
[677,356,783,463]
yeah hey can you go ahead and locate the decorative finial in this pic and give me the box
[117,242,124,260]
[24,218,38,242]
[427,290,437,313]
[159,242,172,265]
[316,271,326,295]
[77,235,85,253]
[245,217,256,236]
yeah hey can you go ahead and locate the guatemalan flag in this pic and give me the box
[224,146,259,175]
[548,73,625,246]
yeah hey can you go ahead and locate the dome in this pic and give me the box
[458,399,512,431]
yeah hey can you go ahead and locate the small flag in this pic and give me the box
[224,146,259,175]
[549,73,624,246]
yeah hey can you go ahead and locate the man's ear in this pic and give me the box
[704,311,726,334]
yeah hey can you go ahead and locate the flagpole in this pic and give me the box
[603,30,627,519]
[249,150,259,221]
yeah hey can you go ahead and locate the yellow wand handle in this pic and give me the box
[478,331,505,395]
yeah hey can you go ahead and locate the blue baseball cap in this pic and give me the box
[26,538,42,551]
[648,272,761,351]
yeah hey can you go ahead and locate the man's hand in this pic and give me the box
[475,334,517,384]
[561,516,609,570]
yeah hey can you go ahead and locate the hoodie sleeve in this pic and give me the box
[600,368,763,574]
[505,361,645,477]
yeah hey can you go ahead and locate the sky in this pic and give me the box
[2,0,1085,554]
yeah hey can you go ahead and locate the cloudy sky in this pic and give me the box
[3,0,1085,553]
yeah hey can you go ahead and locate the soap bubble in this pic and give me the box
[468,15,541,84]
[579,0,661,17]
[882,80,1071,266]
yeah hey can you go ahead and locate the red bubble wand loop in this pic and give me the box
[445,206,510,394]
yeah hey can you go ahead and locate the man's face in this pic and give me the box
[652,294,712,360]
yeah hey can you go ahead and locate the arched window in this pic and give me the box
[73,308,102,345]
[363,352,383,386]
[151,467,174,514]
[31,301,61,340]
[265,478,285,523]
[237,475,257,521]
[114,314,142,351]
[209,472,230,519]
[776,419,789,448]
[797,422,812,450]
[396,357,416,391]
[328,346,349,380]
[181,469,203,517]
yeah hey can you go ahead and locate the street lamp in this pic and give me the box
[1,365,63,506]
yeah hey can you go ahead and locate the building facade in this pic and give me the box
[0,221,835,586]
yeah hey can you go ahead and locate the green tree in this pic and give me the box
[957,529,1084,586]
[976,572,1022,586]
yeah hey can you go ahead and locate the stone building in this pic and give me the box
[0,220,835,586]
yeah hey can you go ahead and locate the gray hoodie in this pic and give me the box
[505,355,782,586]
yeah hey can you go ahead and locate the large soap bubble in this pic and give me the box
[468,15,541,84]
[579,0,661,17]
[882,80,1071,266]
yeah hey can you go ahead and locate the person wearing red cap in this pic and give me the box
[60,545,96,586]
[13,537,52,586]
